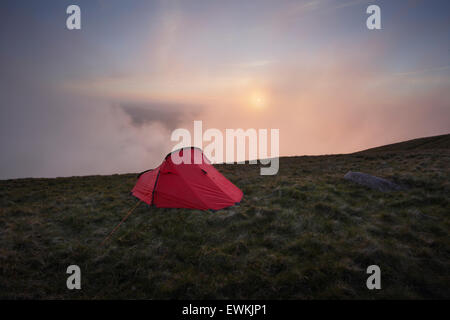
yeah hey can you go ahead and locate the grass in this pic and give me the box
[0,134,449,299]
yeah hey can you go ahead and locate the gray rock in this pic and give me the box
[344,171,401,192]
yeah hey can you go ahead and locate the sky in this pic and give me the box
[0,0,449,179]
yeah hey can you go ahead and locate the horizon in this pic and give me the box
[3,132,448,180]
[1,0,450,179]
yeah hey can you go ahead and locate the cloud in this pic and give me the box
[118,102,202,130]
[393,65,450,77]
[1,0,449,179]
[333,0,371,10]
[231,60,277,68]
[0,91,177,179]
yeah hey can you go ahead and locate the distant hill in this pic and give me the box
[358,133,450,153]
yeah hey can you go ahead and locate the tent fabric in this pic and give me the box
[131,147,243,210]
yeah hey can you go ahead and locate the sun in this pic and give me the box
[249,91,267,109]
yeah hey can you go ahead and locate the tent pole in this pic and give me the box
[101,201,141,246]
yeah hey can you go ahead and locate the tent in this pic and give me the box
[101,147,242,245]
[131,147,243,211]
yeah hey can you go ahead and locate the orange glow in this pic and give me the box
[249,91,267,109]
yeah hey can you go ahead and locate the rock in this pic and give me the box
[344,171,401,192]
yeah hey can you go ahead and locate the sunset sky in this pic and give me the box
[1,0,449,179]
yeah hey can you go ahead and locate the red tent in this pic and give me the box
[131,147,243,211]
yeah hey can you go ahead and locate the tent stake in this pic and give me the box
[101,201,141,246]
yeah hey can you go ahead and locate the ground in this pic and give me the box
[0,134,449,299]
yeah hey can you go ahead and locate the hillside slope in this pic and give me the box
[358,133,450,153]
[0,135,449,299]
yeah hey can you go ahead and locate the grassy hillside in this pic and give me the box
[0,135,449,299]
[358,133,450,153]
